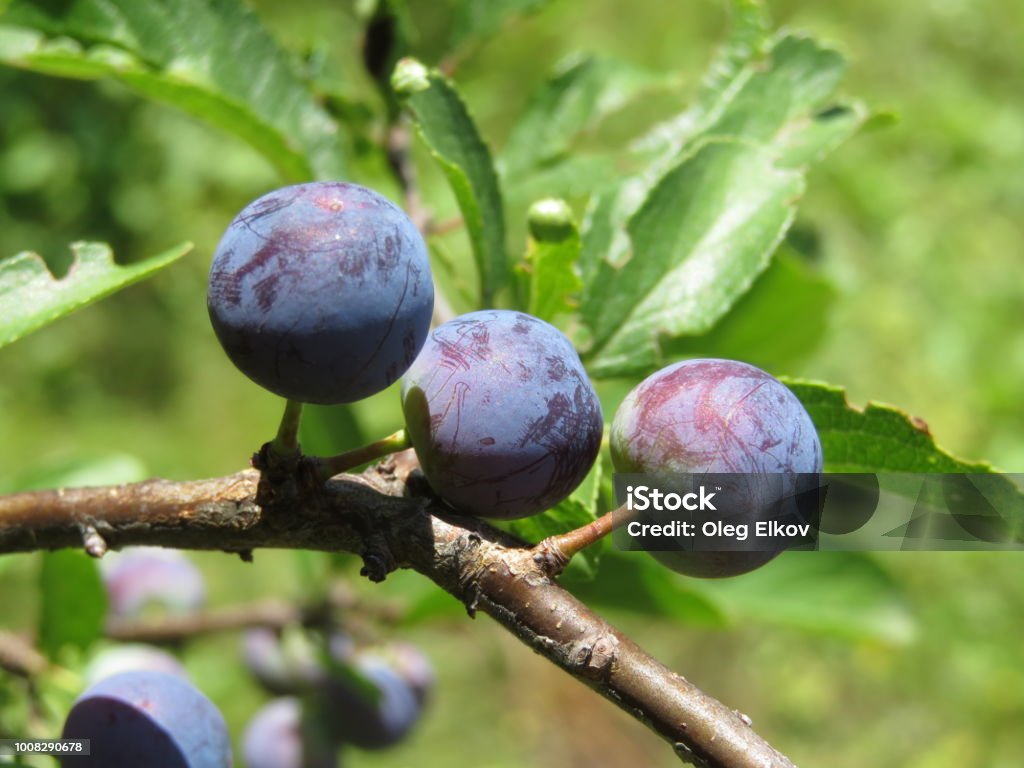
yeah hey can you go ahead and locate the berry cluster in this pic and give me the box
[56,180,824,765]
[240,628,434,765]
[207,182,606,520]
[206,181,823,560]
[60,547,433,767]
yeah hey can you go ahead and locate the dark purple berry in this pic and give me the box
[361,642,435,706]
[207,182,434,404]
[84,645,187,686]
[241,698,336,768]
[60,670,231,767]
[401,310,603,519]
[818,473,879,535]
[310,655,421,750]
[611,359,822,578]
[241,629,301,696]
[241,628,348,696]
[100,547,205,619]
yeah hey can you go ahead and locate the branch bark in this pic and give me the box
[105,585,403,644]
[0,452,795,768]
[0,631,48,678]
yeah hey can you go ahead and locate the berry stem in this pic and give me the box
[270,399,304,456]
[533,504,632,575]
[316,429,412,479]
[548,506,619,558]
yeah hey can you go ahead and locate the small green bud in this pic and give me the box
[527,198,575,242]
[391,57,430,95]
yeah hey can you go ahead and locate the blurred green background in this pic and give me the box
[1,1,1023,766]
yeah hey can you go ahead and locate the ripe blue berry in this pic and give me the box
[208,182,434,404]
[241,628,350,696]
[60,670,231,767]
[100,547,206,619]
[401,310,603,519]
[311,655,421,750]
[241,698,336,768]
[241,629,301,696]
[84,645,187,686]
[364,642,435,706]
[611,358,822,578]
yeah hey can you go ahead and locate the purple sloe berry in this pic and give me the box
[84,644,188,686]
[365,642,434,706]
[401,310,603,519]
[100,547,206,619]
[207,182,434,404]
[240,628,346,696]
[241,698,337,768]
[611,358,822,578]
[310,654,421,750]
[60,670,231,767]
[241,629,300,696]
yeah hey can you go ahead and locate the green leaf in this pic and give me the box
[0,241,190,349]
[577,4,867,379]
[692,34,864,169]
[503,153,620,206]
[699,0,771,104]
[690,552,915,644]
[788,380,1008,473]
[500,55,669,180]
[664,246,835,373]
[448,0,551,50]
[632,13,859,172]
[393,58,507,306]
[777,101,868,168]
[581,139,803,378]
[39,550,107,659]
[626,0,772,174]
[788,380,1024,535]
[521,198,582,323]
[567,551,727,627]
[0,0,346,181]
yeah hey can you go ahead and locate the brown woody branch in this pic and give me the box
[0,631,48,678]
[105,599,302,644]
[106,584,403,644]
[0,451,795,768]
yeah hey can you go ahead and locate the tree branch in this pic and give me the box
[0,453,795,768]
[105,599,302,644]
[105,585,403,644]
[0,631,48,678]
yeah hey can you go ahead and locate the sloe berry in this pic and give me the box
[84,644,187,686]
[241,698,336,768]
[611,359,822,578]
[402,310,603,519]
[309,655,421,750]
[60,670,231,767]
[208,182,434,404]
[100,547,206,619]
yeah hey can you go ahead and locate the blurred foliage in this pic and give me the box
[1,1,1023,767]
